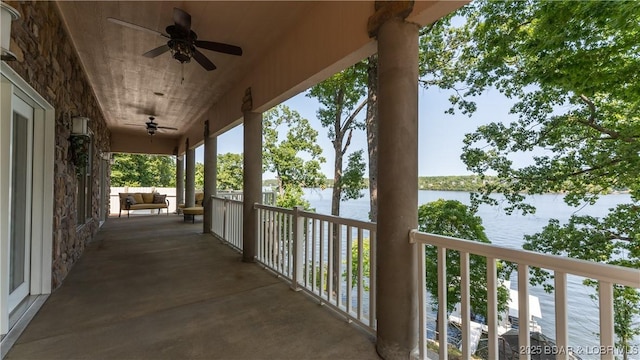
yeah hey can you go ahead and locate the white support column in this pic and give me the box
[185,139,196,208]
[243,105,262,263]
[371,4,420,359]
[203,120,217,234]
[176,155,184,213]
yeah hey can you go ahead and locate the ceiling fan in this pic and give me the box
[107,7,242,71]
[125,117,178,136]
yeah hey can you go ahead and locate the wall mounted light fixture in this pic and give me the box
[0,1,20,61]
[71,116,90,135]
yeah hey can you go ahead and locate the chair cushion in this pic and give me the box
[153,194,167,204]
[182,207,204,215]
[142,193,155,203]
[133,193,144,204]
[195,192,204,205]
[126,195,137,205]
[129,203,166,210]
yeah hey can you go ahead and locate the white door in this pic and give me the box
[8,94,33,313]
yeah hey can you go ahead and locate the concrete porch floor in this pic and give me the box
[6,214,379,359]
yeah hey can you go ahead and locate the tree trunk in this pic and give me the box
[331,149,342,217]
[366,55,378,222]
[330,91,345,297]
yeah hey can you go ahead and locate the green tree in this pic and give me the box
[111,153,175,187]
[340,150,366,201]
[263,104,326,209]
[308,64,368,217]
[418,199,510,340]
[423,1,640,354]
[217,153,243,191]
[364,55,378,222]
[195,163,204,190]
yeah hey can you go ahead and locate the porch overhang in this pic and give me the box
[54,1,467,155]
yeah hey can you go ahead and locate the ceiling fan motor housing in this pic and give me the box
[166,25,196,63]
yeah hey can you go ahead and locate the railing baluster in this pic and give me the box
[418,242,427,360]
[269,209,274,268]
[487,257,498,360]
[223,198,228,240]
[291,207,302,290]
[599,281,615,360]
[327,221,335,303]
[288,212,294,277]
[333,224,342,307]
[346,225,353,314]
[358,228,364,320]
[518,264,531,360]
[257,208,263,260]
[460,251,470,360]
[554,271,568,360]
[369,229,376,329]
[319,220,325,297]
[312,218,317,293]
[437,246,447,360]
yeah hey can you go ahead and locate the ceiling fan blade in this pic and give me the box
[124,123,145,127]
[107,17,168,38]
[192,49,216,71]
[157,126,178,130]
[143,45,170,58]
[173,8,191,31]
[195,40,243,56]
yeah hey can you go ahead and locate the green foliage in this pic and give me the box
[524,213,640,352]
[69,135,91,175]
[308,64,367,215]
[217,153,243,191]
[275,184,312,211]
[418,175,495,192]
[424,0,640,350]
[347,238,370,291]
[263,104,326,208]
[308,64,367,136]
[111,153,175,187]
[195,163,204,190]
[194,153,243,191]
[339,150,366,201]
[418,199,510,317]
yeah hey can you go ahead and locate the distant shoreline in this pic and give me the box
[263,175,630,194]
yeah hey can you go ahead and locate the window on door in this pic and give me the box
[76,138,93,225]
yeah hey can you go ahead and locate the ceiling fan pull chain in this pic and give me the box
[181,63,184,85]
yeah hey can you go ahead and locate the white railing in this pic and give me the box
[216,191,277,206]
[255,204,377,335]
[211,196,243,251]
[410,230,640,360]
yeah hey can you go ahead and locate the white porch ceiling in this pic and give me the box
[56,1,465,155]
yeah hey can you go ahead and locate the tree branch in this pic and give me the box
[341,98,368,133]
[578,94,637,143]
[342,129,353,156]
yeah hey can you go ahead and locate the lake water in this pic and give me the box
[304,189,639,359]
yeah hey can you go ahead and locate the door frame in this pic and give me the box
[7,94,34,313]
[0,63,55,338]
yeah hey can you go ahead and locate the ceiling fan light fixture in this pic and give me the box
[168,39,192,64]
[108,8,242,72]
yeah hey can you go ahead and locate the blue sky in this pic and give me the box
[196,86,522,178]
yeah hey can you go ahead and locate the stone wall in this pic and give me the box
[6,1,110,288]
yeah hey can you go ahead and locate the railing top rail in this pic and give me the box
[254,203,376,231]
[211,195,243,205]
[299,210,376,231]
[254,203,294,216]
[410,230,640,288]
